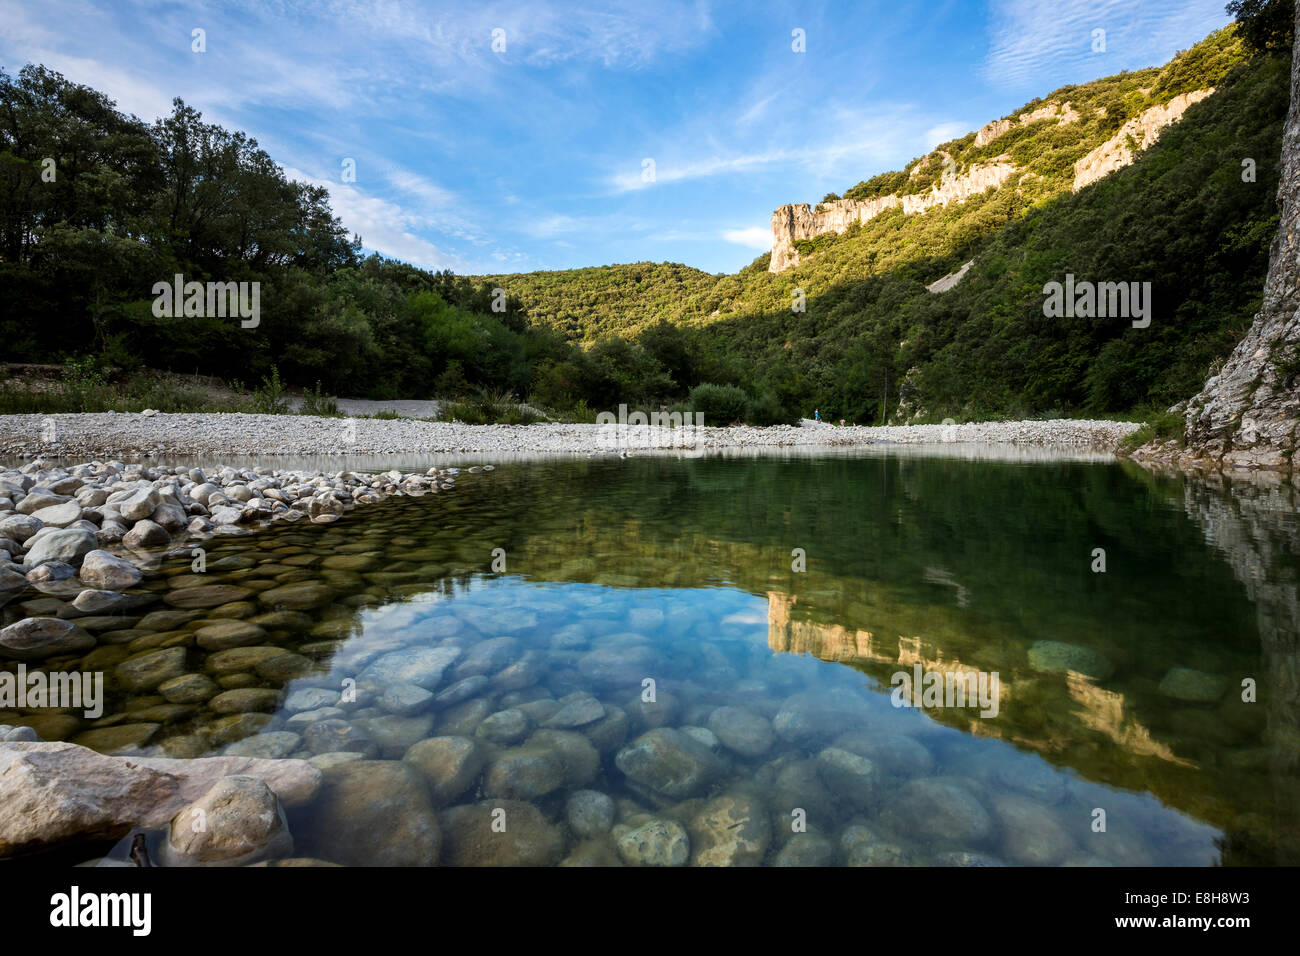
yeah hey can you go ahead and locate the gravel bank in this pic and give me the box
[0,458,488,617]
[0,412,1142,460]
[284,397,443,418]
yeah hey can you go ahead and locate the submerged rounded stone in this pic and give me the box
[194,620,268,650]
[616,818,690,867]
[404,736,485,806]
[1027,640,1115,681]
[440,799,564,867]
[614,728,723,800]
[301,761,441,866]
[0,617,94,660]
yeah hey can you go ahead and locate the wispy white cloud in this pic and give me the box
[290,0,716,71]
[722,226,771,249]
[283,166,463,271]
[924,122,971,148]
[605,101,964,194]
[610,150,792,193]
[982,0,1231,91]
[520,214,585,238]
[386,169,460,210]
[736,88,782,127]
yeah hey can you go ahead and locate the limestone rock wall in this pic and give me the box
[1072,89,1215,192]
[1178,11,1300,469]
[768,194,901,273]
[974,100,1078,147]
[768,159,1016,274]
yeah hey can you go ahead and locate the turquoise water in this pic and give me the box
[7,451,1298,865]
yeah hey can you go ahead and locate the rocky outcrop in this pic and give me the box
[927,259,975,293]
[974,100,1078,147]
[1072,89,1215,192]
[1165,13,1300,469]
[973,119,1013,148]
[769,195,899,273]
[0,741,321,857]
[769,159,1015,273]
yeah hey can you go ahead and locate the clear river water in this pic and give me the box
[8,448,1299,866]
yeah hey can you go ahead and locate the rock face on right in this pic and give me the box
[1179,6,1300,469]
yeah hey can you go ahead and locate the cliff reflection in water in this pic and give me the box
[303,453,1300,864]
[10,449,1293,865]
[1169,467,1300,863]
[497,452,1292,864]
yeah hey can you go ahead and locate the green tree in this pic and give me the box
[1227,0,1295,54]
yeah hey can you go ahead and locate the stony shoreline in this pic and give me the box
[1124,435,1300,473]
[0,412,1143,460]
[1,458,490,635]
[0,457,505,863]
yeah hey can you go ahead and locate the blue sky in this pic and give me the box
[1,0,1232,275]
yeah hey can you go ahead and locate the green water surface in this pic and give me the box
[6,450,1298,866]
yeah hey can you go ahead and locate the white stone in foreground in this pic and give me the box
[0,741,321,857]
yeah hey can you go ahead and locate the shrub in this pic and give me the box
[744,390,791,425]
[1120,408,1187,451]
[689,382,750,425]
[61,355,113,411]
[250,366,290,414]
[434,359,470,397]
[299,381,341,417]
[444,388,542,425]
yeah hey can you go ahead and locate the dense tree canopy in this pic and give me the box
[0,65,710,412]
[0,22,1289,425]
[479,27,1284,423]
[1227,0,1294,53]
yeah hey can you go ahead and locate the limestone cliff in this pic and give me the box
[768,87,1212,275]
[769,158,1015,273]
[974,100,1079,147]
[1172,10,1300,470]
[1072,89,1215,192]
[769,194,903,273]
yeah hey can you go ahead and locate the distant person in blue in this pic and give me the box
[814,409,820,421]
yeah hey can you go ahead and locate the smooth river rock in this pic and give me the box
[159,775,293,867]
[0,741,320,857]
[440,799,565,867]
[79,550,143,590]
[0,617,94,660]
[301,761,441,866]
[403,735,485,806]
[614,728,723,800]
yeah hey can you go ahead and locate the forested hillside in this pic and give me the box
[0,22,1289,426]
[485,26,1288,424]
[0,66,642,407]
